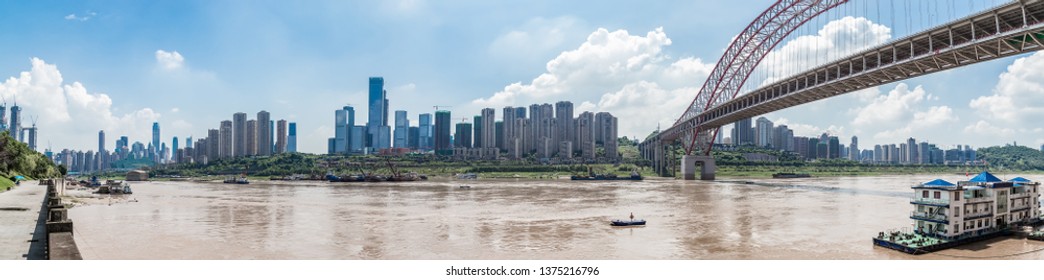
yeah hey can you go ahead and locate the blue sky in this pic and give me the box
[1,0,1041,153]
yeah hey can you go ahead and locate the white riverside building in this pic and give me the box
[910,171,1041,239]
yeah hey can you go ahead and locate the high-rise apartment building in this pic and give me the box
[246,120,257,155]
[481,108,495,148]
[454,122,473,148]
[233,112,247,157]
[577,112,595,159]
[257,111,271,156]
[219,120,233,159]
[755,117,774,148]
[434,110,452,151]
[554,101,574,157]
[849,136,859,161]
[276,119,287,153]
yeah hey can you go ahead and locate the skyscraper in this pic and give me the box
[334,106,355,153]
[418,113,432,150]
[454,122,473,148]
[408,126,419,149]
[732,118,753,146]
[554,101,573,156]
[394,110,409,148]
[434,110,452,151]
[595,112,618,159]
[172,136,179,163]
[270,120,275,154]
[98,130,105,154]
[502,107,516,151]
[219,120,233,159]
[233,112,247,157]
[577,112,595,159]
[906,137,917,164]
[849,136,859,161]
[276,119,287,154]
[481,108,495,148]
[8,103,20,140]
[473,115,484,148]
[367,77,390,149]
[246,120,258,155]
[828,136,840,159]
[755,117,774,148]
[152,122,160,154]
[288,122,297,153]
[207,129,219,161]
[257,111,271,156]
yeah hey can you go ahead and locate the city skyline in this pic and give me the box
[0,1,1042,153]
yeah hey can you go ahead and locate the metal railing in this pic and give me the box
[910,197,950,206]
[911,211,949,224]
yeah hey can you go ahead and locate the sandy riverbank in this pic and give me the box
[59,184,138,208]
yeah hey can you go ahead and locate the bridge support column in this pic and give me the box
[680,155,716,181]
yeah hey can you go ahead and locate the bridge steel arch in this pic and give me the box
[673,0,847,155]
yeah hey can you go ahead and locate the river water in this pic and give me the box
[68,174,1044,259]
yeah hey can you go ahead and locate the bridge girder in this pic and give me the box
[670,0,848,155]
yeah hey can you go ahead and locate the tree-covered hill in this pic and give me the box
[977,145,1044,170]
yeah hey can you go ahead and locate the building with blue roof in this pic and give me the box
[908,171,1040,239]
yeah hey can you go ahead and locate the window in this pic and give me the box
[955,193,960,201]
[978,220,982,227]
[955,207,960,217]
[934,191,941,199]
[923,190,929,198]
[954,225,958,233]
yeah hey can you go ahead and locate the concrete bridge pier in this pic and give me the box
[680,155,716,180]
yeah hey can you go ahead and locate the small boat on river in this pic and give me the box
[610,219,646,226]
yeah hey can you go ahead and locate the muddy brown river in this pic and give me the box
[68,174,1044,259]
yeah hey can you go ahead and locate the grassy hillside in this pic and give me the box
[0,131,61,190]
[977,145,1044,170]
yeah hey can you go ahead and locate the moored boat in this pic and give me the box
[610,219,646,226]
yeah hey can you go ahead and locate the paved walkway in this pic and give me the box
[0,182,46,260]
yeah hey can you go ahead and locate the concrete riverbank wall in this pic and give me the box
[43,180,81,260]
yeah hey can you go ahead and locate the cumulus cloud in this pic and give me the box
[970,51,1044,128]
[472,27,713,138]
[155,50,185,70]
[0,58,160,151]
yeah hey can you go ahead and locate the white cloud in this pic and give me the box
[171,107,180,113]
[155,50,185,70]
[472,27,712,138]
[489,16,587,66]
[851,83,930,126]
[970,51,1044,128]
[64,11,96,22]
[771,117,846,139]
[0,58,160,151]
[962,120,1014,137]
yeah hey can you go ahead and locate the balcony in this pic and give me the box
[911,211,949,224]
[964,196,994,204]
[910,197,950,207]
[963,211,993,220]
[1010,204,1032,212]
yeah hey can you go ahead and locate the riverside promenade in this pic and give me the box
[0,183,47,260]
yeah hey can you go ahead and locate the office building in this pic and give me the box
[367,77,390,149]
[394,110,409,148]
[288,122,297,153]
[418,113,432,151]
